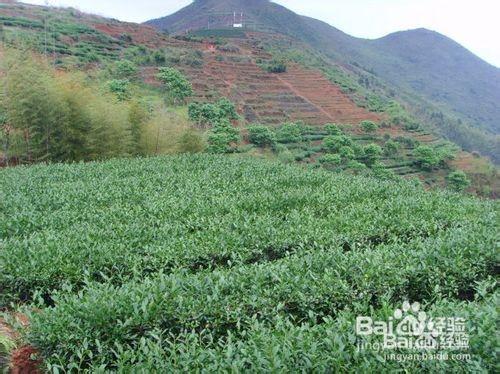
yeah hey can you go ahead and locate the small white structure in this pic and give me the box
[233,12,244,28]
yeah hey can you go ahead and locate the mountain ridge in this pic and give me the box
[145,0,500,161]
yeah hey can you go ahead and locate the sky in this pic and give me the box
[22,0,500,67]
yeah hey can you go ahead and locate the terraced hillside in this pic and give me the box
[140,37,381,125]
[0,2,498,197]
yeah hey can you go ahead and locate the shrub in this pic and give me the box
[189,98,238,127]
[323,135,352,153]
[403,122,421,131]
[339,146,355,161]
[216,98,239,121]
[177,130,206,154]
[414,145,441,170]
[112,60,138,80]
[217,43,240,53]
[107,79,131,101]
[319,153,341,166]
[346,160,367,174]
[207,119,240,154]
[277,123,303,144]
[447,170,471,192]
[324,124,342,135]
[361,120,378,133]
[363,144,383,166]
[157,67,193,104]
[384,140,400,157]
[247,125,276,147]
[265,59,287,73]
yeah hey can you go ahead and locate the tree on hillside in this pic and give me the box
[276,123,303,144]
[188,99,238,128]
[157,67,193,105]
[361,120,378,134]
[325,124,342,135]
[112,60,138,80]
[323,135,352,153]
[247,125,276,147]
[414,145,440,170]
[216,98,239,121]
[207,119,240,154]
[363,143,383,166]
[339,145,355,161]
[319,153,342,168]
[447,170,471,192]
[384,140,400,157]
[108,79,131,101]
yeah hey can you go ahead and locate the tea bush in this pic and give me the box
[0,156,497,372]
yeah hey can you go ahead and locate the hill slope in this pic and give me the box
[146,0,500,160]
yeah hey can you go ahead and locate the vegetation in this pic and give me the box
[0,155,497,372]
[447,170,471,192]
[413,145,455,171]
[207,120,240,154]
[361,120,378,134]
[188,99,239,128]
[247,125,276,147]
[156,67,193,104]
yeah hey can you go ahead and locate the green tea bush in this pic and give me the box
[0,156,497,372]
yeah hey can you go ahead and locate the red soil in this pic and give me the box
[0,314,41,374]
[10,346,42,374]
[141,39,382,126]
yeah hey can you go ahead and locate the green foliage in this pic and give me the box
[217,43,240,53]
[188,98,238,127]
[207,120,240,154]
[216,98,239,121]
[324,123,342,135]
[0,52,132,162]
[107,79,131,101]
[413,145,453,170]
[346,160,367,174]
[266,59,287,73]
[0,333,16,369]
[447,170,471,192]
[177,129,206,154]
[384,140,400,157]
[361,120,378,133]
[318,153,341,167]
[247,125,276,147]
[363,143,383,166]
[276,122,303,144]
[128,100,150,155]
[339,145,355,161]
[0,156,495,372]
[156,67,193,104]
[323,135,352,153]
[112,60,138,80]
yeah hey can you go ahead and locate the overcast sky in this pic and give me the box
[23,0,500,67]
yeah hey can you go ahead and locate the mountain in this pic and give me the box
[146,0,500,161]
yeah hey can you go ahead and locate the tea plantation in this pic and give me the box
[0,155,497,372]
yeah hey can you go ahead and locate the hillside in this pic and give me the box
[146,0,500,162]
[0,1,498,196]
[1,155,498,371]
